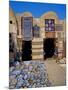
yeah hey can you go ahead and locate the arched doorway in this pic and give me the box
[43,38,55,59]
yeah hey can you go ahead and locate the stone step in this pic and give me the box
[32,58,43,60]
[32,38,43,60]
[32,49,43,52]
[32,55,43,60]
[32,52,43,55]
[32,44,43,48]
[32,38,43,42]
[32,47,43,49]
[32,42,43,45]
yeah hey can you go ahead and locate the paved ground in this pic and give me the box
[44,58,66,86]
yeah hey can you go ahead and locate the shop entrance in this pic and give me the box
[44,38,55,59]
[22,41,32,61]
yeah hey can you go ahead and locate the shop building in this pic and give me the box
[9,8,66,61]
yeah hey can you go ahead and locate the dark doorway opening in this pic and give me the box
[22,41,32,61]
[9,33,14,52]
[44,38,55,59]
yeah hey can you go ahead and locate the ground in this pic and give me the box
[44,58,66,86]
[9,58,66,89]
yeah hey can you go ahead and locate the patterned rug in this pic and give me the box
[9,60,51,89]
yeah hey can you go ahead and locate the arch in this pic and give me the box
[21,12,33,17]
[40,11,59,23]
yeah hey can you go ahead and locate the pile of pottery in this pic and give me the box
[9,61,51,89]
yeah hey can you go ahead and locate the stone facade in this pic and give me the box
[9,8,18,59]
[9,8,66,61]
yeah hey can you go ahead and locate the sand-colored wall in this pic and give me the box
[9,8,18,51]
[9,8,17,34]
